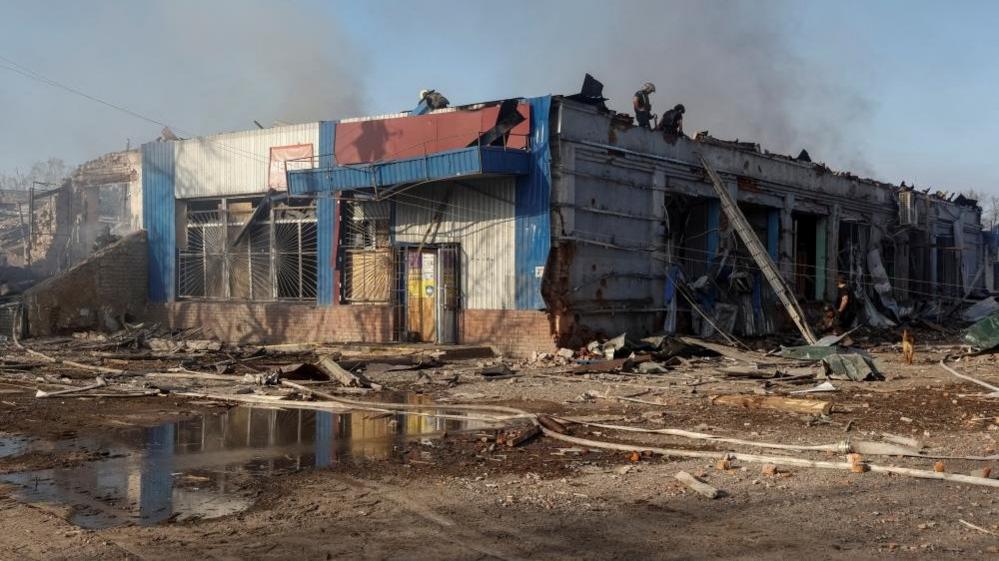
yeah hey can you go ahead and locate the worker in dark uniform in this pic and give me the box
[658,103,685,136]
[834,274,857,333]
[633,82,655,129]
[419,89,450,110]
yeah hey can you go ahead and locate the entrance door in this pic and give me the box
[402,245,459,343]
[406,248,437,342]
[437,245,459,344]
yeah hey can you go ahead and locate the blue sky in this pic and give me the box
[1,1,997,195]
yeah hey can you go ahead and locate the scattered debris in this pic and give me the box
[675,471,722,499]
[709,394,832,415]
[503,425,541,447]
[963,312,999,351]
[790,381,838,394]
[958,519,999,537]
[35,376,107,398]
[939,359,999,396]
[317,355,372,388]
[820,354,883,381]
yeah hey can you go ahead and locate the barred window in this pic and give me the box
[177,196,317,301]
[342,200,392,303]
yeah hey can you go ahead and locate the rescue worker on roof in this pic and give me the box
[419,89,450,110]
[658,103,685,136]
[633,82,655,129]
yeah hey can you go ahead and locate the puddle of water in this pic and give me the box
[0,434,33,459]
[1,397,488,529]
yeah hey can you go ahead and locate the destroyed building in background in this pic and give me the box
[108,84,987,356]
[0,149,142,277]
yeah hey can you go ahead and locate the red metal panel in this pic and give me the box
[334,103,530,165]
[268,143,314,189]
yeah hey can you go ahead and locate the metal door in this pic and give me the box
[404,248,437,342]
[437,244,460,344]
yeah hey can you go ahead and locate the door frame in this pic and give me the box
[394,243,461,344]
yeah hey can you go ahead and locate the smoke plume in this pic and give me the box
[0,1,364,171]
[493,0,876,174]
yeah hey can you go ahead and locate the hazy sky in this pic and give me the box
[1,1,997,194]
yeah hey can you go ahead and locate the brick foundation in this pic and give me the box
[147,302,393,345]
[460,309,556,357]
[145,302,554,357]
[23,231,148,336]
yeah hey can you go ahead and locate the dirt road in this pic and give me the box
[1,344,997,560]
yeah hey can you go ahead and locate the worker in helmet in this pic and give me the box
[633,82,656,129]
[658,103,686,136]
[419,89,450,110]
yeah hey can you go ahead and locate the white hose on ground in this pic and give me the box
[539,428,999,489]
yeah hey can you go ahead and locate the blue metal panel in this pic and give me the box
[412,99,431,116]
[706,199,720,262]
[288,146,530,195]
[514,96,552,309]
[317,121,336,306]
[767,209,780,259]
[756,208,781,325]
[317,195,335,306]
[142,142,176,302]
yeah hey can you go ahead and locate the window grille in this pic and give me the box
[177,197,317,301]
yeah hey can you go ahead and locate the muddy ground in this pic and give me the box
[1,334,998,560]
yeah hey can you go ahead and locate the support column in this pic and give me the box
[317,120,337,307]
[317,194,337,306]
[815,216,827,301]
[706,199,720,263]
[767,209,780,261]
[826,204,841,301]
[779,194,795,284]
[894,236,909,300]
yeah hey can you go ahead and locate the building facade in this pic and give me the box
[141,96,986,354]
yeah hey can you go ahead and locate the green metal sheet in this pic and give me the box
[820,353,882,381]
[778,345,844,361]
[963,311,999,350]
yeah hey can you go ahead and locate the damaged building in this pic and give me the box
[134,91,987,355]
[0,150,142,276]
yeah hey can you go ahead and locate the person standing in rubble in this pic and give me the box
[834,274,857,333]
[633,82,655,129]
[658,103,685,136]
[419,89,450,110]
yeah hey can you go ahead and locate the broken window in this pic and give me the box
[341,199,392,303]
[97,183,130,234]
[177,197,317,301]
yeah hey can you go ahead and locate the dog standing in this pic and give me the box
[901,329,915,365]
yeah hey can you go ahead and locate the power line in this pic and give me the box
[0,54,274,166]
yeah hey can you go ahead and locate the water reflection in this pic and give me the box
[1,398,482,529]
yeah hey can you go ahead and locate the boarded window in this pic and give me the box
[342,200,392,303]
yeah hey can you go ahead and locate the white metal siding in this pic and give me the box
[174,123,320,199]
[393,178,515,309]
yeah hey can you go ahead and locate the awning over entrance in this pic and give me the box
[287,145,530,196]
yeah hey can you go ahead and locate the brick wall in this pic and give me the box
[23,231,148,336]
[461,309,556,357]
[147,302,553,357]
[147,301,392,345]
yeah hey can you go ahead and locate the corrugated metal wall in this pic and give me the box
[393,178,515,309]
[514,96,552,310]
[174,123,320,199]
[142,141,177,302]
[317,121,336,306]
